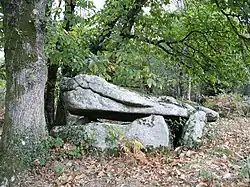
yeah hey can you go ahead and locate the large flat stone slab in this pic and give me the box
[61,74,218,122]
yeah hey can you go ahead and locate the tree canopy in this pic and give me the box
[45,0,250,94]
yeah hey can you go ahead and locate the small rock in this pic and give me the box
[223,173,231,179]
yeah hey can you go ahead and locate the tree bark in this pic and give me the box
[53,0,77,127]
[187,76,191,101]
[44,0,57,131]
[45,61,58,130]
[0,0,47,185]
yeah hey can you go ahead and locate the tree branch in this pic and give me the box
[121,0,148,37]
[214,0,250,52]
[89,0,149,54]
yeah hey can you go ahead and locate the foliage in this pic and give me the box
[207,147,233,158]
[105,126,145,154]
[238,157,250,180]
[44,0,250,97]
[120,138,145,154]
[36,135,100,166]
[54,165,65,175]
[105,126,124,146]
[199,168,216,181]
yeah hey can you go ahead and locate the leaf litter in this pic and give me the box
[17,117,250,186]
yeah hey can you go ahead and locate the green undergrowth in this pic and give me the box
[36,136,101,166]
[238,156,250,180]
[35,135,173,168]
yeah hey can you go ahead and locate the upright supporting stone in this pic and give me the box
[181,111,207,148]
[51,115,171,150]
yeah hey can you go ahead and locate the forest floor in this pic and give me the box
[15,117,250,187]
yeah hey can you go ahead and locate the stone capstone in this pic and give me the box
[61,74,219,122]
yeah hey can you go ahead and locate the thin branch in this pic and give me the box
[89,17,120,54]
[121,31,219,68]
[214,0,250,52]
[143,37,195,68]
[184,42,216,64]
[151,30,229,54]
[121,0,148,36]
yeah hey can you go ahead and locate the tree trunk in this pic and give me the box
[187,76,191,101]
[46,0,76,129]
[54,92,67,126]
[44,0,58,131]
[53,0,76,127]
[0,0,47,185]
[178,70,184,98]
[45,61,58,131]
